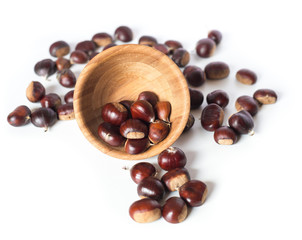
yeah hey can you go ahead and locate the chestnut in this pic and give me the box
[75,40,96,55]
[124,138,151,155]
[179,180,208,207]
[103,43,117,51]
[55,57,71,71]
[204,61,230,80]
[114,26,133,42]
[120,119,148,139]
[208,30,222,45]
[183,113,195,132]
[130,162,157,184]
[26,81,45,103]
[101,102,128,126]
[64,90,74,104]
[162,197,188,224]
[236,68,257,85]
[172,48,190,67]
[137,91,159,107]
[164,40,183,54]
[40,93,62,111]
[34,59,57,79]
[129,198,161,223]
[206,90,229,109]
[130,100,155,123]
[228,110,254,135]
[89,51,99,60]
[153,44,169,55]
[161,168,190,192]
[70,50,89,64]
[92,32,113,47]
[138,36,158,46]
[183,65,206,87]
[189,88,204,109]
[57,103,74,120]
[49,40,70,57]
[201,103,224,131]
[196,38,216,58]
[235,95,259,116]
[154,101,171,123]
[137,177,165,201]
[148,120,170,144]
[30,107,57,131]
[119,100,134,117]
[7,105,31,127]
[98,122,125,147]
[214,126,238,145]
[57,69,76,88]
[253,89,278,105]
[158,147,187,171]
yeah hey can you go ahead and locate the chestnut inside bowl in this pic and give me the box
[74,44,190,160]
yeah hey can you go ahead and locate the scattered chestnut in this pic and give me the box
[155,101,171,122]
[164,40,183,54]
[161,168,190,192]
[101,102,128,126]
[57,69,77,88]
[70,50,89,64]
[179,180,208,207]
[201,103,224,131]
[124,138,151,155]
[158,147,187,171]
[189,88,204,110]
[92,32,113,47]
[89,51,99,60]
[228,110,254,135]
[98,122,125,147]
[162,197,188,224]
[34,59,57,79]
[103,43,117,51]
[7,105,31,127]
[208,30,222,45]
[64,90,74,103]
[49,40,70,57]
[172,48,190,67]
[214,126,238,145]
[196,38,216,58]
[153,44,169,55]
[30,107,57,131]
[253,89,278,105]
[75,40,96,55]
[236,68,257,85]
[183,65,206,87]
[183,113,195,132]
[138,36,157,46]
[129,198,161,223]
[130,162,157,184]
[235,95,259,116]
[137,91,159,107]
[57,103,74,120]
[114,26,133,42]
[26,81,45,103]
[130,100,155,123]
[206,90,229,109]
[148,120,170,144]
[137,177,165,201]
[204,61,230,80]
[120,119,148,139]
[40,93,62,111]
[55,57,71,71]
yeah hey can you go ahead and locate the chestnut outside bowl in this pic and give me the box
[74,44,190,160]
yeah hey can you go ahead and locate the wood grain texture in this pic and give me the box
[74,44,190,160]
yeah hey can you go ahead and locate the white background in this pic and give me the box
[1,0,302,239]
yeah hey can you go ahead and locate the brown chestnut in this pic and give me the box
[161,168,190,192]
[55,57,71,71]
[206,90,229,109]
[138,36,157,46]
[148,120,170,144]
[64,90,74,104]
[30,107,57,131]
[130,162,157,184]
[130,100,155,123]
[183,65,206,87]
[153,44,169,55]
[101,102,128,126]
[236,69,257,85]
[137,177,165,201]
[196,38,216,58]
[214,126,238,145]
[92,32,113,47]
[119,100,134,117]
[7,105,31,127]
[26,81,45,103]
[164,40,183,54]
[155,101,171,123]
[208,30,222,45]
[235,95,259,116]
[49,41,70,57]
[57,103,74,120]
[34,59,57,79]
[129,198,161,223]
[120,119,148,139]
[172,48,190,67]
[183,113,195,132]
[98,122,125,147]
[189,88,204,109]
[201,103,224,131]
[137,91,159,107]
[253,89,278,105]
[40,93,62,111]
[70,50,89,64]
[179,180,208,207]
[57,69,76,88]
[103,43,117,51]
[162,197,188,224]
[75,40,96,55]
[124,138,151,155]
[204,61,230,80]
[114,26,133,42]
[228,110,254,135]
[158,147,187,171]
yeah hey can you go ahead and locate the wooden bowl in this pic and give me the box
[74,44,190,160]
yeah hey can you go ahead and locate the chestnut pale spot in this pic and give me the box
[178,204,188,223]
[256,95,276,104]
[126,132,145,139]
[218,139,233,145]
[169,173,189,191]
[132,208,161,223]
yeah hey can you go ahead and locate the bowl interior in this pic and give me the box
[74,44,190,160]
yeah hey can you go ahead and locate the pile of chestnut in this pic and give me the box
[128,147,207,223]
[98,91,171,154]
